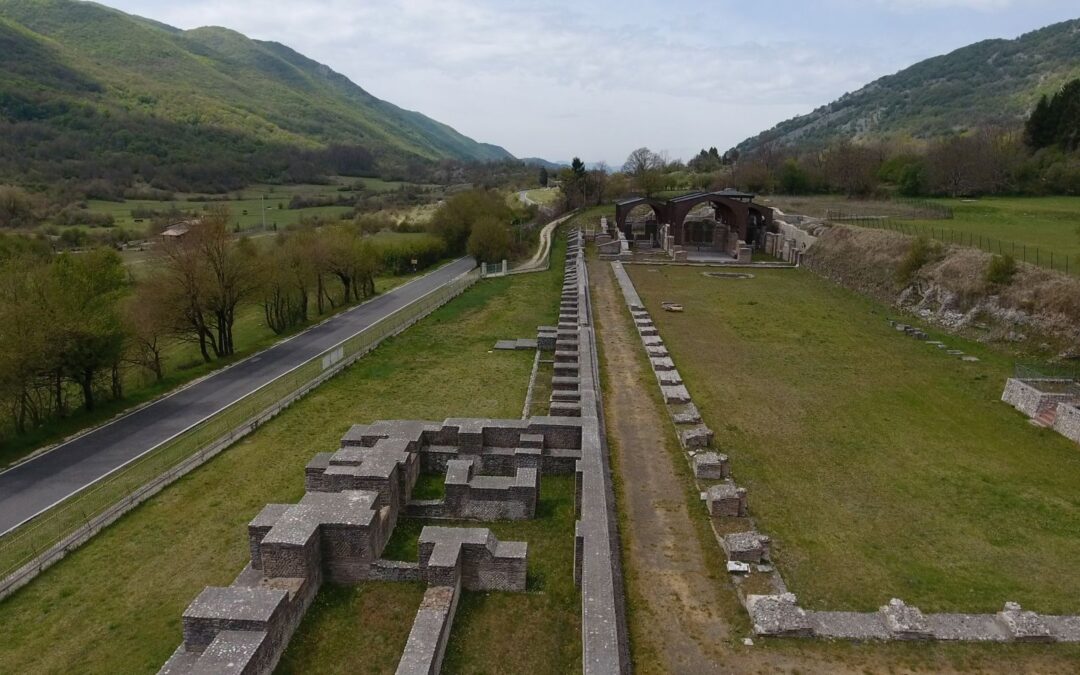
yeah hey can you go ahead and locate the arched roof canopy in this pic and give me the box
[615,197,668,233]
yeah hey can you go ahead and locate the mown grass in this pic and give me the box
[0,237,565,674]
[628,264,1080,614]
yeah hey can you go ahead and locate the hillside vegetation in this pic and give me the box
[739,18,1080,153]
[0,0,511,194]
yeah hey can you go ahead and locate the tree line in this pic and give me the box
[599,78,1080,200]
[0,208,446,442]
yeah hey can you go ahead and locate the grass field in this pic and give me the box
[0,236,566,674]
[523,187,561,207]
[628,264,1080,614]
[766,195,1080,262]
[76,178,436,236]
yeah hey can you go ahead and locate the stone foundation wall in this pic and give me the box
[1053,402,1080,443]
[1001,378,1077,418]
[160,229,629,674]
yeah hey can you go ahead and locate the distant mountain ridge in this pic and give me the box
[0,0,512,190]
[738,18,1080,153]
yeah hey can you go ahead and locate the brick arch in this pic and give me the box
[614,197,668,238]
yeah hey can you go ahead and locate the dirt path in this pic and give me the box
[515,212,573,272]
[591,258,734,673]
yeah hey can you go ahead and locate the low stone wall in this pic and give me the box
[160,419,537,674]
[564,233,631,673]
[1053,402,1080,443]
[397,581,460,675]
[1001,378,1078,418]
[748,595,1080,642]
[609,260,1080,645]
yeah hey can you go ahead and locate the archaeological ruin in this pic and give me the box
[159,232,630,674]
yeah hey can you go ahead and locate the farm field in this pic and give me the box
[766,195,1080,262]
[627,264,1080,614]
[75,178,440,236]
[0,236,566,675]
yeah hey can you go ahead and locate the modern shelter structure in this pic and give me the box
[614,190,774,255]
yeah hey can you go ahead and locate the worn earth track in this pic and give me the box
[591,258,734,673]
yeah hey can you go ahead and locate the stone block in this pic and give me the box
[650,357,675,371]
[879,599,933,640]
[661,385,691,404]
[181,586,288,653]
[693,452,729,480]
[671,404,702,425]
[656,370,682,386]
[707,483,747,517]
[680,425,713,449]
[997,602,1054,642]
[746,593,812,637]
[722,530,769,562]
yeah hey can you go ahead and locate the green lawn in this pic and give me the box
[928,196,1080,261]
[628,264,1080,614]
[0,237,566,674]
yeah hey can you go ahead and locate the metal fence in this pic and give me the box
[1015,362,1080,383]
[0,265,480,596]
[863,220,1076,276]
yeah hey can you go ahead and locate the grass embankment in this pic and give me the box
[0,263,428,469]
[0,236,568,674]
[628,265,1080,614]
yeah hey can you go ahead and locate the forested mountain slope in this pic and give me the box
[0,0,511,192]
[738,18,1080,153]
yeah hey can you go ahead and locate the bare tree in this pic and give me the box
[622,147,665,196]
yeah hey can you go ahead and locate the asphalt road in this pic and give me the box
[0,256,476,536]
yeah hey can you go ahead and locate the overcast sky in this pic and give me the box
[101,0,1079,165]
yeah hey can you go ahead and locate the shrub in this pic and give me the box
[896,235,937,285]
[986,254,1018,286]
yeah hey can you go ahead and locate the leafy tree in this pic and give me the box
[44,249,128,411]
[777,159,810,194]
[538,166,549,187]
[427,189,512,253]
[467,216,512,263]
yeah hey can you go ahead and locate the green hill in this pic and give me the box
[738,18,1080,153]
[0,0,512,192]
